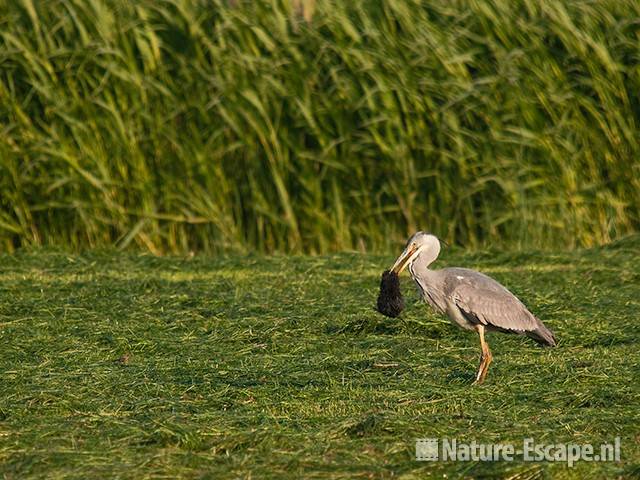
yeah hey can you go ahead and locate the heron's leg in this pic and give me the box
[473,325,493,385]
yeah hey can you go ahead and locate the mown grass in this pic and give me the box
[1,237,639,478]
[1,0,640,254]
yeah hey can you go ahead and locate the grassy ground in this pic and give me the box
[1,238,639,479]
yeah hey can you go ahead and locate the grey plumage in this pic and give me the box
[414,266,556,346]
[389,231,556,384]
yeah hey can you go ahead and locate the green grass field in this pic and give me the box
[1,238,639,478]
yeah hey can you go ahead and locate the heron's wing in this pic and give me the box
[451,283,538,333]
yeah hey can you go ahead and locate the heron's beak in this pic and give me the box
[391,244,419,274]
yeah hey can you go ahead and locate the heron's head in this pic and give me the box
[390,232,441,274]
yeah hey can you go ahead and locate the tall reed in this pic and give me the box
[1,0,639,253]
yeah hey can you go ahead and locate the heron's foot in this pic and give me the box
[472,356,484,385]
[472,352,493,385]
[472,368,485,385]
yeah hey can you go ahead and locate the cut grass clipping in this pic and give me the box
[1,237,640,478]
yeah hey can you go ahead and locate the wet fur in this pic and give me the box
[376,270,404,318]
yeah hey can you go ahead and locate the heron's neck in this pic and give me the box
[407,252,439,284]
[408,254,446,313]
[409,260,437,282]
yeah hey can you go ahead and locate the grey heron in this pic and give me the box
[390,232,556,384]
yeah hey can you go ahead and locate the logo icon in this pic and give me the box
[416,438,439,461]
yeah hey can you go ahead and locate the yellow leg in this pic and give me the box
[473,325,493,385]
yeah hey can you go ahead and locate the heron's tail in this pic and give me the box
[527,320,557,347]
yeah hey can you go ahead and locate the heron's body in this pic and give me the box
[390,232,556,384]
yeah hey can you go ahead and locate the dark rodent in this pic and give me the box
[376,270,404,317]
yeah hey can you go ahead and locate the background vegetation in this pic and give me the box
[1,0,640,254]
